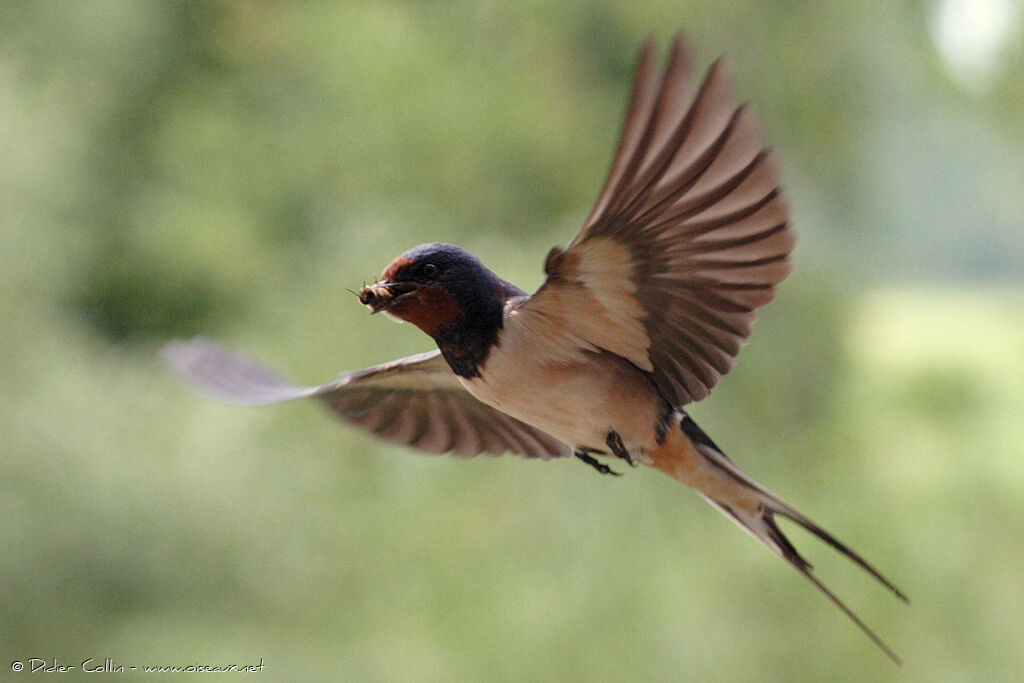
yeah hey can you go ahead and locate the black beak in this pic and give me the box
[358,281,418,313]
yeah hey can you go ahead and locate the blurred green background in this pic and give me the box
[2,1,1022,681]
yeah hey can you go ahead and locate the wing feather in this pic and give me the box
[163,336,570,460]
[520,34,793,405]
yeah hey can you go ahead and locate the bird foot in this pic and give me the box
[574,449,621,476]
[605,430,635,466]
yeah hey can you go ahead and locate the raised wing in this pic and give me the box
[517,34,793,405]
[162,336,570,459]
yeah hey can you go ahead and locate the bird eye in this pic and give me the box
[422,263,440,279]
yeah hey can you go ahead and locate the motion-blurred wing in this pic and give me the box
[163,336,570,459]
[518,34,792,405]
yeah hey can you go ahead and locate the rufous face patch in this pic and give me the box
[385,285,461,337]
[380,255,415,282]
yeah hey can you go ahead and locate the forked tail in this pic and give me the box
[648,411,908,664]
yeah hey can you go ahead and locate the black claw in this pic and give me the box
[605,431,635,466]
[574,449,621,476]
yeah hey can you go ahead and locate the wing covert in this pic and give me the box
[520,34,793,405]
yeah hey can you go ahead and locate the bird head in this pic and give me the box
[359,242,508,339]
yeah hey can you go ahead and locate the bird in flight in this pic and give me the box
[164,34,906,662]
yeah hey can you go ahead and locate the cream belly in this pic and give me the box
[459,331,665,457]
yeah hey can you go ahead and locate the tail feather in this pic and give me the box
[710,499,904,665]
[770,498,909,602]
[654,412,907,664]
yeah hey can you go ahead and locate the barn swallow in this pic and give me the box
[164,35,906,661]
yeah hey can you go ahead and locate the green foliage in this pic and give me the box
[2,2,1023,681]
